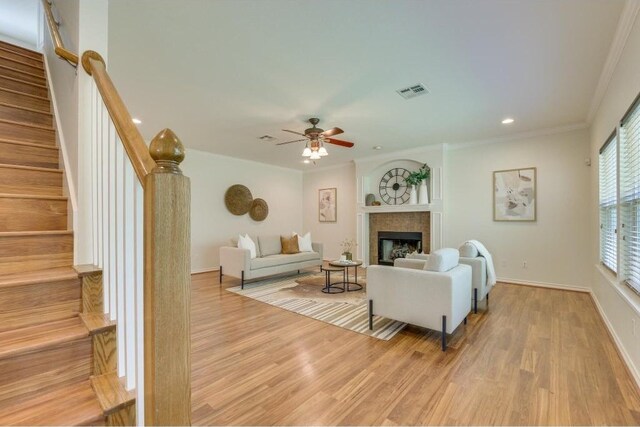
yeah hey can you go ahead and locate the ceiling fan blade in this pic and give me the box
[276,138,306,145]
[325,138,354,148]
[282,129,306,137]
[322,127,344,137]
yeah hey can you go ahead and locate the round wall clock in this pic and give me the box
[379,168,411,205]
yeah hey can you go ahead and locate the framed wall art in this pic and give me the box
[319,188,337,222]
[493,167,536,221]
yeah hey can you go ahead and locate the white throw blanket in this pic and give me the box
[465,240,497,287]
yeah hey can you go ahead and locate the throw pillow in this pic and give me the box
[258,235,282,257]
[238,234,257,259]
[281,235,300,254]
[293,231,313,252]
[424,248,459,272]
[459,242,479,258]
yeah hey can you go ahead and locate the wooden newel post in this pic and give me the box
[144,128,191,425]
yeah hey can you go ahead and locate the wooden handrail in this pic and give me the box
[41,0,79,65]
[81,51,157,183]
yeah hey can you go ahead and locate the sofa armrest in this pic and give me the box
[394,258,426,270]
[312,242,323,260]
[219,246,250,279]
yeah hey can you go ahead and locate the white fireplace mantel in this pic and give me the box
[358,204,431,214]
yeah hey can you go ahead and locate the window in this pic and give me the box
[620,97,640,295]
[599,93,640,296]
[599,134,617,273]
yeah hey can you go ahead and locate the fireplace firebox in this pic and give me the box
[377,231,422,265]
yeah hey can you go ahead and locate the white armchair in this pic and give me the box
[367,256,472,351]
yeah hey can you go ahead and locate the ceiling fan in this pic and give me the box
[278,118,354,161]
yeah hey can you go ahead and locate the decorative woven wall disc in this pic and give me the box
[249,198,269,221]
[225,184,253,215]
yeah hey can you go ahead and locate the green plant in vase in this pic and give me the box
[404,164,430,204]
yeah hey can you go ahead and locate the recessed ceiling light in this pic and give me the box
[501,118,514,124]
[132,118,142,124]
[373,146,383,150]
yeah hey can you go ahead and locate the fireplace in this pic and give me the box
[377,231,422,265]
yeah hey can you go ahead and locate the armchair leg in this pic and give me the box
[474,288,478,314]
[219,266,223,285]
[368,300,374,330]
[241,271,245,290]
[487,291,489,308]
[441,315,447,351]
[464,316,467,325]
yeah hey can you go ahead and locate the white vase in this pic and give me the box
[418,181,429,204]
[409,185,418,205]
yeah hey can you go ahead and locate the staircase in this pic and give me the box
[0,41,130,425]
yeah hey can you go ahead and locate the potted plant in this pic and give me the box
[340,238,357,261]
[404,164,430,205]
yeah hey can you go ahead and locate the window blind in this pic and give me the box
[621,98,640,295]
[599,135,617,273]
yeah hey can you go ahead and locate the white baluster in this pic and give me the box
[115,138,125,376]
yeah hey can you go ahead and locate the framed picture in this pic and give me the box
[319,188,337,222]
[493,167,536,221]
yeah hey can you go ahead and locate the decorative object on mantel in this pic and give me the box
[371,201,382,206]
[340,237,357,261]
[493,167,536,221]
[249,198,269,221]
[365,193,376,206]
[319,187,337,222]
[224,184,253,215]
[405,164,430,205]
[379,167,411,205]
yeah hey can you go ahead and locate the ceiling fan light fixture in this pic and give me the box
[302,146,312,157]
[310,151,321,160]
[318,146,328,156]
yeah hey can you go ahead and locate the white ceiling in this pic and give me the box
[0,0,39,48]
[107,0,626,170]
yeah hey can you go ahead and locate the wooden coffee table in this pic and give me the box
[328,260,363,292]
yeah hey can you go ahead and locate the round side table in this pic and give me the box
[320,265,345,294]
[328,260,363,292]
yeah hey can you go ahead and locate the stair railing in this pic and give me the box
[41,0,78,66]
[42,1,191,425]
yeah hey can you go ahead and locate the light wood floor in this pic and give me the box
[191,269,640,425]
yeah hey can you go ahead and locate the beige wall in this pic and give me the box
[445,128,592,289]
[302,163,356,260]
[589,11,640,384]
[182,148,303,273]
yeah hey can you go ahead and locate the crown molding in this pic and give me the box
[587,0,640,123]
[445,122,588,151]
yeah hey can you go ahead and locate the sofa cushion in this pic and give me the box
[238,234,257,259]
[424,248,459,272]
[459,242,479,258]
[294,232,313,252]
[281,235,300,254]
[250,252,320,270]
[258,235,281,257]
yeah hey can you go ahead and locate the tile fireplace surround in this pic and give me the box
[368,212,431,265]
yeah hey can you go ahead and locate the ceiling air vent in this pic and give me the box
[258,135,276,141]
[396,83,429,100]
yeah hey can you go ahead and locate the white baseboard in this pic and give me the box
[590,292,640,390]
[191,267,219,274]
[498,277,590,293]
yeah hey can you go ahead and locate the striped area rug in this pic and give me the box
[226,273,406,340]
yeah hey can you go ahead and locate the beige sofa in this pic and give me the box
[219,235,323,289]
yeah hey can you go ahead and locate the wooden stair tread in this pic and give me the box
[0,317,88,360]
[74,264,102,277]
[0,74,47,90]
[0,87,48,102]
[91,372,135,415]
[0,51,44,71]
[0,162,62,173]
[0,101,53,116]
[0,380,104,425]
[0,137,58,150]
[0,230,72,237]
[0,300,80,333]
[0,266,77,288]
[80,313,116,335]
[0,41,42,59]
[0,117,54,131]
[0,63,46,83]
[0,46,43,64]
[0,192,66,200]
